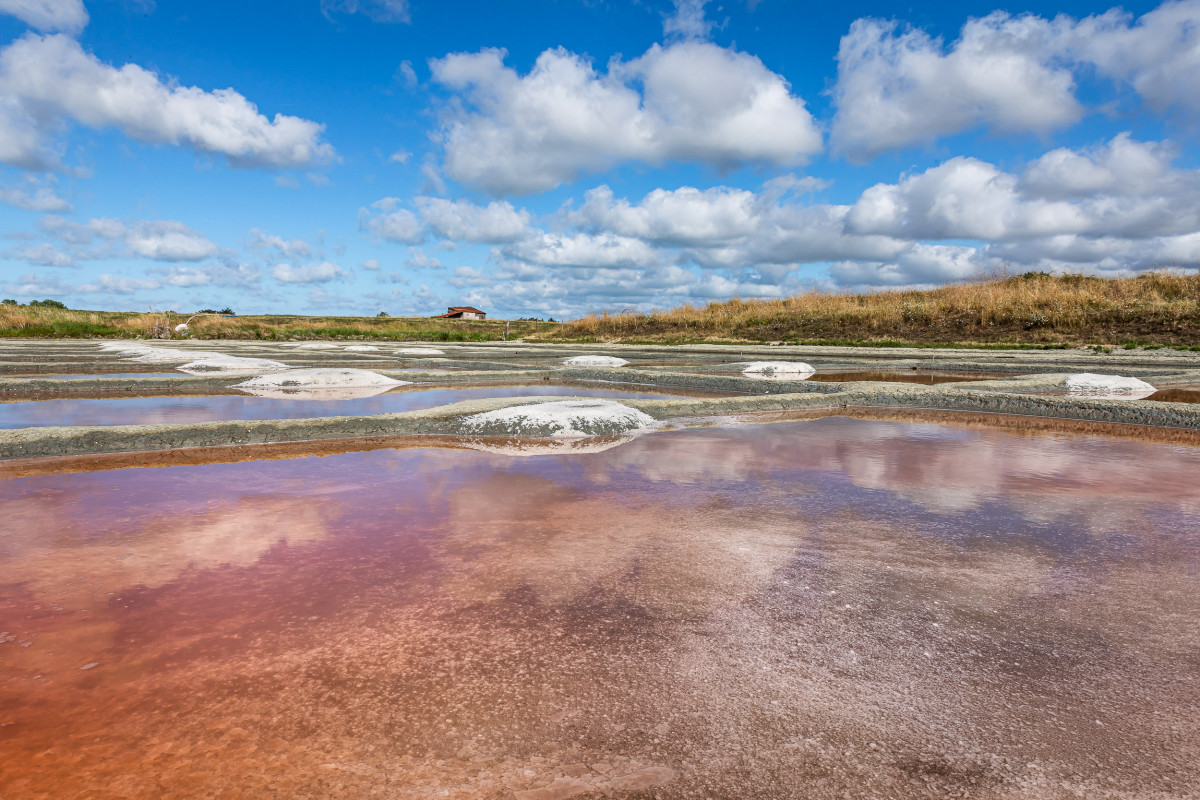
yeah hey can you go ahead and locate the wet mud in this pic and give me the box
[2,418,1198,799]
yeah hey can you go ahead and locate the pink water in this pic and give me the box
[1,417,1198,798]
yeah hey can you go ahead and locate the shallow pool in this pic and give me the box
[0,384,722,428]
[1,417,1197,798]
[1146,387,1200,404]
[807,370,1005,385]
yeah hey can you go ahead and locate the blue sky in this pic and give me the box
[1,0,1197,318]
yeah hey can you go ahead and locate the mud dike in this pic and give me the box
[3,338,1200,463]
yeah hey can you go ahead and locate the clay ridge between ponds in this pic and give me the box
[4,382,1200,461]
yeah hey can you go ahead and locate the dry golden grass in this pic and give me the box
[549,272,1200,346]
[4,272,1199,347]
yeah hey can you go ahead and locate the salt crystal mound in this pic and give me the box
[175,354,291,376]
[562,355,630,367]
[397,347,445,355]
[460,399,656,439]
[1065,373,1156,400]
[741,361,815,380]
[233,368,409,399]
[287,342,341,349]
[344,345,380,351]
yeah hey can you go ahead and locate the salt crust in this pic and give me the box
[461,399,656,439]
[742,361,816,379]
[562,355,630,367]
[99,343,218,364]
[397,347,445,355]
[233,368,408,399]
[175,355,291,375]
[344,345,380,351]
[291,343,342,349]
[98,342,291,375]
[1065,373,1156,400]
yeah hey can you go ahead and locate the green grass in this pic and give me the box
[0,321,126,338]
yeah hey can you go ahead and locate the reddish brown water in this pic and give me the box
[1146,387,1200,404]
[2,418,1198,799]
[807,370,1003,384]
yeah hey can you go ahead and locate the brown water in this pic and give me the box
[1146,387,1200,404]
[2,418,1198,799]
[807,370,1004,385]
[0,385,726,429]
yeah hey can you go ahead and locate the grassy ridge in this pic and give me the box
[3,272,1199,347]
[548,272,1200,347]
[0,306,550,342]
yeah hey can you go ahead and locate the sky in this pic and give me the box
[0,0,1198,319]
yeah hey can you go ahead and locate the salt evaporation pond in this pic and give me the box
[0,385,722,429]
[1,417,1198,799]
[807,370,1004,385]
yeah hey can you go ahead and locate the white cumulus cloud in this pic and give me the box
[272,261,348,283]
[846,134,1200,241]
[0,33,335,170]
[125,220,221,261]
[11,241,73,266]
[0,0,88,34]
[417,197,532,243]
[1070,0,1200,115]
[360,197,423,244]
[249,228,315,258]
[831,13,1080,159]
[504,232,665,270]
[430,40,822,194]
[0,173,70,211]
[831,2,1200,158]
[663,0,712,40]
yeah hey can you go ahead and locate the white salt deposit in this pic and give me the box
[98,341,292,375]
[562,355,630,367]
[741,361,815,380]
[175,355,291,376]
[233,368,409,399]
[98,343,222,364]
[99,342,162,355]
[1065,373,1156,400]
[344,345,380,351]
[397,347,445,355]
[129,347,221,364]
[461,399,656,439]
[291,343,341,349]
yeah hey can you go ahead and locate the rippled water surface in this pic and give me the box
[2,417,1198,799]
[0,385,721,428]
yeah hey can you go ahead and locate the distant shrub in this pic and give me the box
[1,298,16,305]
[29,298,67,309]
